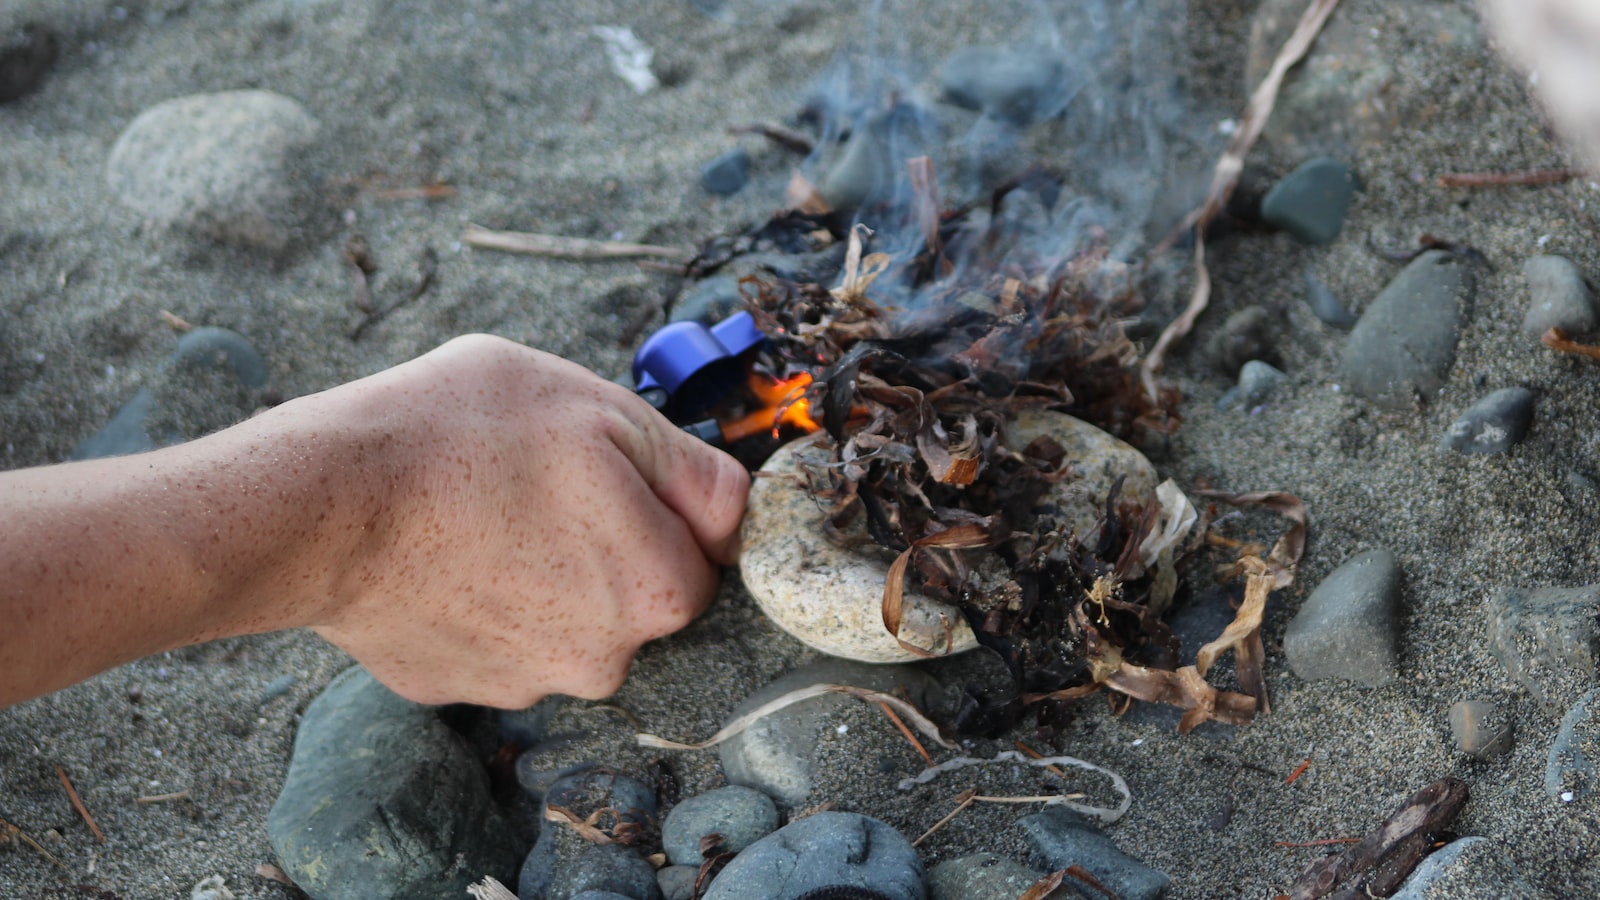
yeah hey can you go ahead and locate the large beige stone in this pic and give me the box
[739,409,1158,663]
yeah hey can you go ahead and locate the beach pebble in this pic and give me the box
[700,811,924,900]
[1448,699,1515,761]
[106,90,321,252]
[1206,306,1280,377]
[657,866,700,900]
[189,875,235,900]
[1547,689,1600,804]
[1304,273,1359,329]
[519,767,661,900]
[671,275,744,325]
[1389,837,1550,899]
[0,24,58,103]
[1440,387,1535,455]
[928,853,1055,900]
[266,667,520,900]
[662,785,779,865]
[939,46,1074,126]
[820,104,929,211]
[718,659,945,806]
[1019,807,1170,900]
[1260,157,1358,245]
[1521,255,1596,338]
[1339,251,1473,409]
[73,327,269,460]
[701,147,751,196]
[1238,360,1287,407]
[1283,548,1402,688]
[1486,584,1600,709]
[741,410,1154,663]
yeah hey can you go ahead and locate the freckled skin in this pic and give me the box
[0,334,750,709]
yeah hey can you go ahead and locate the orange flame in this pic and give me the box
[720,371,820,444]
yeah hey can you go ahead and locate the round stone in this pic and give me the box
[740,409,1157,663]
[106,90,321,251]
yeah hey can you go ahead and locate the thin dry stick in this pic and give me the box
[1276,837,1361,848]
[1437,167,1585,188]
[1014,740,1070,779]
[911,789,977,847]
[463,224,690,261]
[1141,0,1342,401]
[135,790,190,804]
[876,700,934,767]
[1543,326,1600,360]
[56,765,105,843]
[1,818,67,869]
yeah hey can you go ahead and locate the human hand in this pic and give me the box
[295,334,750,707]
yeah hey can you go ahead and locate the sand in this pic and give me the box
[3,0,1599,897]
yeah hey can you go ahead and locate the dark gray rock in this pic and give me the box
[718,659,944,806]
[1019,807,1169,900]
[106,90,321,251]
[1238,360,1287,407]
[1390,837,1550,900]
[701,811,924,900]
[1260,158,1358,245]
[1440,387,1535,455]
[0,24,57,103]
[1339,251,1473,409]
[1304,273,1359,330]
[657,865,700,900]
[1485,584,1600,709]
[1448,699,1515,761]
[939,46,1076,126]
[1206,306,1280,377]
[820,105,931,211]
[266,667,520,900]
[73,327,269,460]
[519,767,661,900]
[1547,689,1600,804]
[928,853,1060,900]
[1283,549,1401,687]
[572,893,642,900]
[701,148,751,196]
[662,785,779,865]
[671,276,744,325]
[1521,255,1596,338]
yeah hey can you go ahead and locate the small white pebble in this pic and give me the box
[1331,383,1342,393]
[1561,791,1576,803]
[152,748,162,758]
[1131,738,1144,747]
[835,724,848,735]
[104,364,116,377]
[1217,118,1238,135]
[1537,234,1553,247]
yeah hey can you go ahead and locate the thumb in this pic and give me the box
[611,397,751,565]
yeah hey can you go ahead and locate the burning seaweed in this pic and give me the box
[715,162,1301,736]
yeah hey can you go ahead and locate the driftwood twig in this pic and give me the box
[1437,167,1584,188]
[464,224,690,261]
[56,765,105,844]
[1283,776,1468,900]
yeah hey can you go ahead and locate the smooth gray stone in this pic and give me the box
[72,327,267,460]
[1304,272,1358,329]
[657,865,701,900]
[1547,689,1600,804]
[662,785,779,865]
[1440,387,1535,454]
[1206,306,1279,377]
[1283,549,1401,687]
[266,667,519,900]
[1019,807,1169,900]
[1448,699,1515,761]
[1340,251,1473,408]
[701,811,925,900]
[939,46,1076,126]
[0,25,57,103]
[701,147,751,196]
[1260,157,1358,245]
[671,276,744,325]
[820,104,930,211]
[1485,584,1600,709]
[1390,837,1550,900]
[929,853,1063,900]
[106,90,320,251]
[717,660,944,806]
[1521,255,1596,338]
[1238,360,1287,407]
[519,767,661,900]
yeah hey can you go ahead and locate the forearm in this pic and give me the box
[0,396,378,707]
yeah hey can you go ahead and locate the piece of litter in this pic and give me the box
[592,26,658,94]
